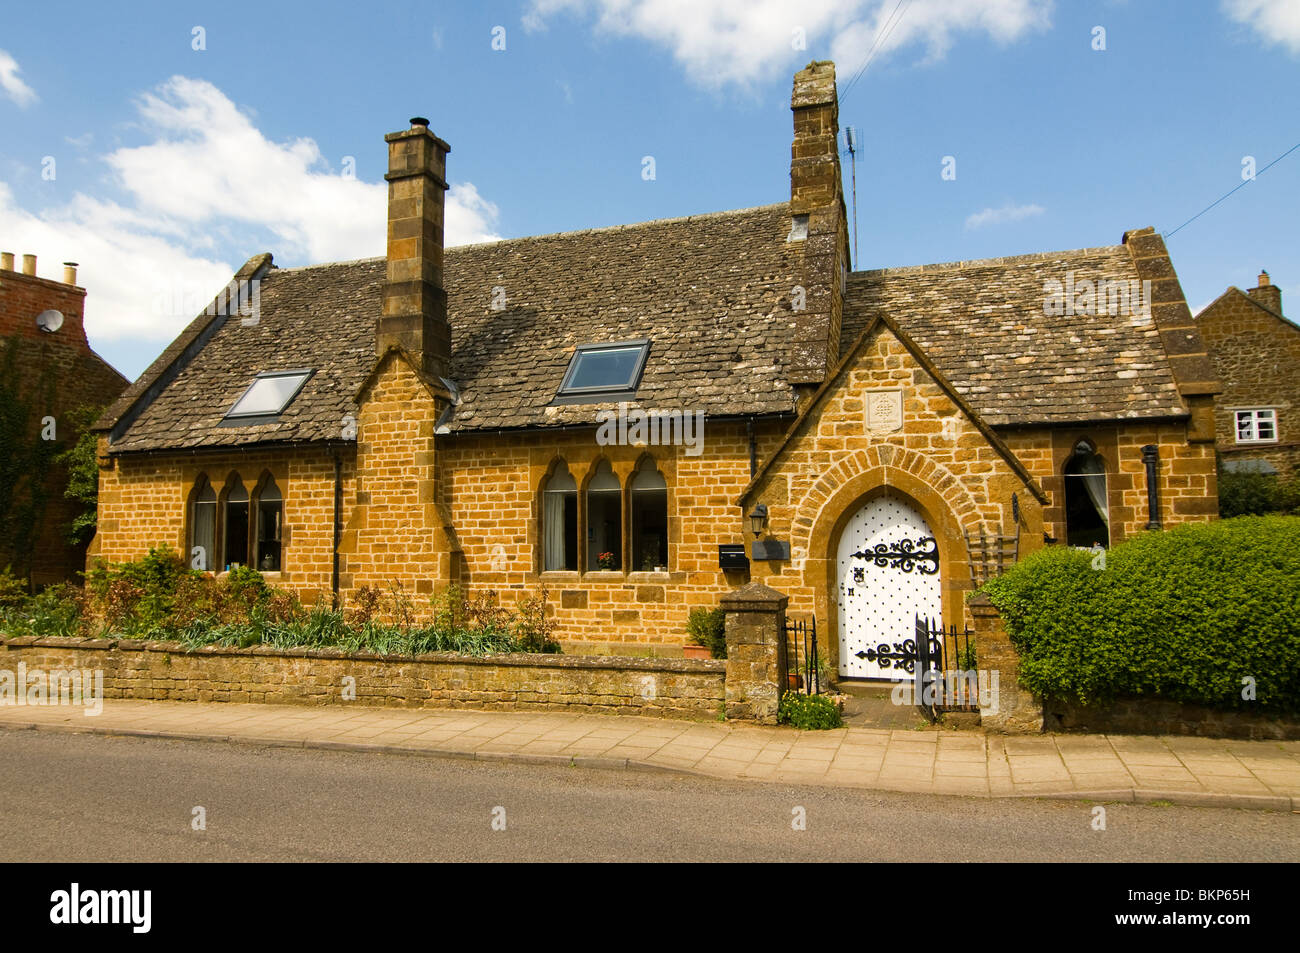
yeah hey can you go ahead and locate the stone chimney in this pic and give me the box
[787,61,850,386]
[1246,269,1283,316]
[380,117,452,380]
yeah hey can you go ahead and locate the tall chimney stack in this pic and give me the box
[22,254,36,276]
[380,117,452,380]
[787,61,850,386]
[1246,269,1283,316]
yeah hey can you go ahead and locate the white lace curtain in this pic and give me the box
[543,466,576,571]
[1076,453,1108,523]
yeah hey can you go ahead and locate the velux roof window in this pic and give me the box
[556,340,649,400]
[225,369,313,420]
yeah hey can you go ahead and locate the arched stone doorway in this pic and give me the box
[792,448,981,680]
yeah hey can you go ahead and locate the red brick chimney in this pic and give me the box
[0,250,89,345]
[1246,269,1283,317]
[787,61,850,386]
[380,117,452,380]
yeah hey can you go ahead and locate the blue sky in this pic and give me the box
[1,0,1297,380]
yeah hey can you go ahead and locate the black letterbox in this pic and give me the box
[718,544,750,571]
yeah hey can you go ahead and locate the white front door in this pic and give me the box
[836,496,941,680]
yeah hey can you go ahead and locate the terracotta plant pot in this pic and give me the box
[786,673,804,690]
[682,644,712,660]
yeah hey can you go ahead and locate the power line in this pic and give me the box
[839,0,913,104]
[1164,140,1300,239]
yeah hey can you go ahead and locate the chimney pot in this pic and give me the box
[22,254,36,276]
[1246,270,1283,316]
[410,116,430,128]
[0,252,12,271]
[63,261,79,285]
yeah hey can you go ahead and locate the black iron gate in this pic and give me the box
[913,615,980,721]
[852,615,979,721]
[783,616,822,695]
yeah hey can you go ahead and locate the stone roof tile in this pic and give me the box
[842,245,1187,426]
[109,204,803,452]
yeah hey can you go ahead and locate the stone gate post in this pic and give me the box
[721,582,789,724]
[969,592,1043,733]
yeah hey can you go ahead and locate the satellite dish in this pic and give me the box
[36,309,64,333]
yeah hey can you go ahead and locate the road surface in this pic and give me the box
[1,729,1295,862]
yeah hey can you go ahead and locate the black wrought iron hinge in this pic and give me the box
[850,536,939,575]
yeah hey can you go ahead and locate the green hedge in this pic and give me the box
[1218,467,1300,518]
[979,516,1300,712]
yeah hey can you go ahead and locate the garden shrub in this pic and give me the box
[0,566,25,609]
[979,516,1300,711]
[1218,467,1300,518]
[85,545,201,633]
[686,606,727,658]
[778,691,843,730]
[513,587,561,653]
[0,547,561,659]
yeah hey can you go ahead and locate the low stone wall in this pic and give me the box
[0,636,726,720]
[1044,696,1300,741]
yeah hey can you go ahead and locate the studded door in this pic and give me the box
[836,496,941,679]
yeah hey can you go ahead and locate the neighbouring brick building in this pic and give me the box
[1196,271,1300,479]
[90,61,1221,674]
[0,254,129,586]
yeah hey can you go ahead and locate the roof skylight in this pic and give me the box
[557,340,649,398]
[225,370,313,420]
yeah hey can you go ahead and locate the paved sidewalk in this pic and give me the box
[2,700,1298,812]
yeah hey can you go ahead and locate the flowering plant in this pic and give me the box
[597,551,617,570]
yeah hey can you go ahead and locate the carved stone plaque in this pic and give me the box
[865,389,903,434]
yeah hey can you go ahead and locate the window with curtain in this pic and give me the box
[1064,440,1109,548]
[223,478,250,570]
[256,477,283,572]
[585,460,622,571]
[542,464,578,572]
[630,458,668,572]
[189,477,217,571]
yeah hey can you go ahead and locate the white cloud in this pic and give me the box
[0,50,37,107]
[109,77,500,263]
[523,0,1053,87]
[964,202,1044,229]
[0,181,233,349]
[1222,0,1300,55]
[829,0,1053,75]
[0,76,501,366]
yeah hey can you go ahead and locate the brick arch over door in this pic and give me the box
[792,447,983,669]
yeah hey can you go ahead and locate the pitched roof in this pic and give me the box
[738,311,1048,507]
[1198,285,1300,332]
[105,203,803,453]
[842,244,1189,427]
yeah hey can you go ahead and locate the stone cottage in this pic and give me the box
[89,61,1220,675]
[1196,271,1298,479]
[0,254,128,585]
